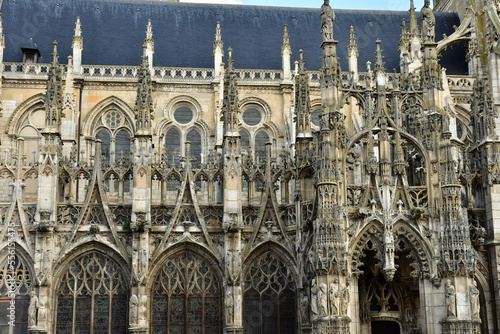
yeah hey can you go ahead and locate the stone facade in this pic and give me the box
[0,0,499,334]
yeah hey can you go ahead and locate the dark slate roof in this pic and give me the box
[1,0,467,74]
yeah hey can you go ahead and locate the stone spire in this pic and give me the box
[72,17,83,75]
[294,50,313,166]
[44,41,63,132]
[409,0,419,36]
[222,47,239,135]
[143,19,154,72]
[134,55,154,136]
[213,21,224,78]
[347,26,359,82]
[281,24,292,81]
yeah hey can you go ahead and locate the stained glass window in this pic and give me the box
[55,252,128,334]
[243,252,296,334]
[0,255,32,334]
[151,252,222,333]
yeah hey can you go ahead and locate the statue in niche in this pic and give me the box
[320,0,335,42]
[226,289,234,324]
[421,0,435,43]
[445,279,456,318]
[129,294,139,326]
[310,279,319,317]
[319,283,328,316]
[329,279,339,316]
[470,280,480,319]
[340,283,350,316]
[300,291,310,323]
[28,291,39,328]
[37,295,47,328]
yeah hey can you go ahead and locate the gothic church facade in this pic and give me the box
[0,0,499,333]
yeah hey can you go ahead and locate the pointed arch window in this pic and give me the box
[55,252,128,334]
[255,130,270,162]
[165,128,181,165]
[96,129,111,164]
[151,251,222,333]
[187,129,202,167]
[115,130,131,163]
[0,255,32,333]
[243,252,296,334]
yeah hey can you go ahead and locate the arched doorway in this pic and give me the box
[357,243,421,334]
[371,320,401,334]
[151,250,222,333]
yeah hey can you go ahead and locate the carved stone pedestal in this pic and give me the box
[441,319,481,334]
[27,329,47,334]
[301,325,312,334]
[225,326,244,334]
[312,316,351,334]
[129,327,148,334]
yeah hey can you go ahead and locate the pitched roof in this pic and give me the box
[1,0,467,74]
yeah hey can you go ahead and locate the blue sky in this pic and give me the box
[180,0,428,11]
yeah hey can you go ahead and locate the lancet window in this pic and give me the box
[95,108,132,165]
[243,251,296,334]
[151,251,222,333]
[0,255,32,333]
[55,252,128,334]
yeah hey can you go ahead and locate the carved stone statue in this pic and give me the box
[300,291,310,323]
[340,283,349,316]
[226,290,234,324]
[320,0,335,42]
[421,0,435,43]
[310,279,319,317]
[329,279,339,316]
[37,295,47,328]
[470,280,480,319]
[445,279,456,318]
[319,283,328,316]
[129,294,139,326]
[408,36,423,74]
[28,291,39,328]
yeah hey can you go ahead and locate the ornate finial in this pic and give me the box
[134,53,154,135]
[409,0,419,37]
[51,41,59,64]
[75,17,81,37]
[375,39,385,72]
[222,46,239,134]
[214,21,223,55]
[143,19,154,56]
[348,26,358,57]
[320,0,335,42]
[298,49,306,73]
[72,17,83,51]
[146,19,153,40]
[227,46,233,70]
[281,24,291,56]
